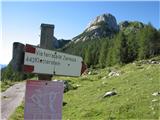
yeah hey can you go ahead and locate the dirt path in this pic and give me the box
[1,82,26,120]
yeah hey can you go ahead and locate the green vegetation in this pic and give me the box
[1,65,34,81]
[9,102,24,120]
[9,60,160,119]
[63,23,160,68]
[0,80,18,92]
[1,63,34,82]
[3,21,160,120]
[1,63,34,92]
[2,23,160,82]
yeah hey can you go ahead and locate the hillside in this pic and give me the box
[62,13,160,68]
[10,57,160,119]
[2,13,160,81]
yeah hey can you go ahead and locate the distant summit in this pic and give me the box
[72,13,119,43]
[85,13,119,33]
[71,13,147,43]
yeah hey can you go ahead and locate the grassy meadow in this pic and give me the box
[9,61,160,120]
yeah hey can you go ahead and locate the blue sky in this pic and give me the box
[1,1,160,64]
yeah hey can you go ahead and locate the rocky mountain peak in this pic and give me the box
[86,13,119,32]
[73,13,119,43]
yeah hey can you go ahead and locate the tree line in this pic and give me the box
[64,23,160,68]
[1,23,160,81]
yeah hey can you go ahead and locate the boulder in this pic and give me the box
[53,80,74,93]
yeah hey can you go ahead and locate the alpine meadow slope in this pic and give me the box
[10,57,160,119]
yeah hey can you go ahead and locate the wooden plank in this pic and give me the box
[23,45,83,76]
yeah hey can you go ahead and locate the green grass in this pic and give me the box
[0,80,18,92]
[9,62,160,120]
[9,102,24,120]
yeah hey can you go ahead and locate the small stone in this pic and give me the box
[152,99,158,102]
[102,81,107,85]
[108,71,120,77]
[88,71,92,75]
[76,84,81,87]
[152,92,160,96]
[103,91,117,98]
[101,76,107,80]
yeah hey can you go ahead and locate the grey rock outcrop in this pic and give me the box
[73,13,119,43]
[86,13,119,32]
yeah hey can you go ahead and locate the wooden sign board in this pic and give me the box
[24,80,64,120]
[23,44,87,76]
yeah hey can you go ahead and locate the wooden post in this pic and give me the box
[38,23,55,80]
[11,42,25,72]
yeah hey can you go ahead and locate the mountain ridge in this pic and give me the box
[66,13,147,45]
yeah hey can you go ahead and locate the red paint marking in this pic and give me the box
[25,44,36,53]
[23,65,34,73]
[81,61,87,75]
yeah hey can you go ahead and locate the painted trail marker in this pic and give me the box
[24,80,64,120]
[23,44,86,77]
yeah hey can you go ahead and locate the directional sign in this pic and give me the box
[24,80,64,120]
[23,44,87,76]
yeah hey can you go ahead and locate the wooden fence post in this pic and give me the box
[38,23,55,80]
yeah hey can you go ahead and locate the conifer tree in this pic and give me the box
[84,45,92,67]
[99,40,109,68]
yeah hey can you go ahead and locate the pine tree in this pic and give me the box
[138,24,156,59]
[84,45,92,67]
[112,32,127,65]
[106,47,114,66]
[127,33,138,62]
[99,40,109,68]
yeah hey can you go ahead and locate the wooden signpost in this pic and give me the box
[12,23,87,120]
[23,44,84,77]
